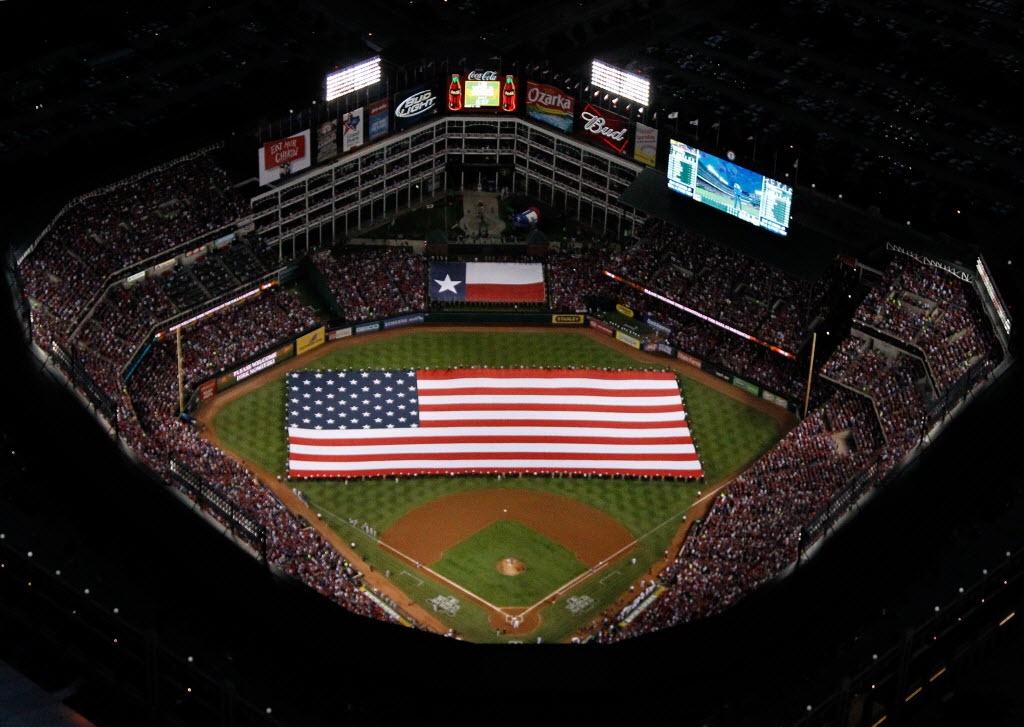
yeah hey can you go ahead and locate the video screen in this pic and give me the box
[464,80,500,108]
[667,140,793,236]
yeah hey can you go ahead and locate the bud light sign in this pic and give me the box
[577,103,629,154]
[394,85,437,130]
[526,81,574,132]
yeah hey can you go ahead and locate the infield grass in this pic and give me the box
[431,521,588,607]
[210,328,785,642]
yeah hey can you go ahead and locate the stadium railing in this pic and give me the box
[169,458,268,561]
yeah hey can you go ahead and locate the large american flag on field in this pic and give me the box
[286,368,703,479]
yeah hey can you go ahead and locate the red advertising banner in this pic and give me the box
[677,351,702,368]
[577,103,629,154]
[588,318,614,336]
[526,81,574,132]
[198,379,217,402]
[263,134,306,170]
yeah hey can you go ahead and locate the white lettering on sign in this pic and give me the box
[396,90,437,118]
[527,86,572,110]
[580,110,627,142]
[467,70,498,81]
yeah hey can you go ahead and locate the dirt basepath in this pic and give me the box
[382,489,634,567]
[195,323,796,642]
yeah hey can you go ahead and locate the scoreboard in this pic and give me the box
[668,140,793,236]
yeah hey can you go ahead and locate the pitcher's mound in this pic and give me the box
[496,557,526,576]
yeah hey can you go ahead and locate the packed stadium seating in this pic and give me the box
[17,155,249,348]
[310,248,426,323]
[606,219,840,354]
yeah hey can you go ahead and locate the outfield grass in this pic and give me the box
[431,521,587,607]
[211,329,783,642]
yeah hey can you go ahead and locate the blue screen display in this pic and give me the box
[667,140,793,236]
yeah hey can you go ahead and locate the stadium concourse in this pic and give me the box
[11,147,1006,648]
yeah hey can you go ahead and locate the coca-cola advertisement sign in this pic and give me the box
[466,70,498,81]
[526,81,574,132]
[394,84,437,129]
[577,103,629,154]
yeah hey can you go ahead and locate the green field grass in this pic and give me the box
[211,329,784,642]
[431,521,587,607]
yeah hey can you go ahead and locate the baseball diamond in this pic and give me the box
[202,326,789,642]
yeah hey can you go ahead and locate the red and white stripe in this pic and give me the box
[288,368,702,478]
[465,263,545,302]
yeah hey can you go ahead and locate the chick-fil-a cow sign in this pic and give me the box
[263,134,306,170]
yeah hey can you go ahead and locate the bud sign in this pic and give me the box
[577,103,629,154]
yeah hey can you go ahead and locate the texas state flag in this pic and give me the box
[428,262,546,303]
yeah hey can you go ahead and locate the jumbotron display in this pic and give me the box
[667,140,793,236]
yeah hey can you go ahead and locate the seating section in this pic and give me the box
[310,248,426,323]
[18,155,249,346]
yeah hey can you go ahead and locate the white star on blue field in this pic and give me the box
[287,370,420,430]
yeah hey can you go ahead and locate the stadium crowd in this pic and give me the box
[853,258,996,394]
[18,154,249,349]
[310,248,426,323]
[605,220,841,353]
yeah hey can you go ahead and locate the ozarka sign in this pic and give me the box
[577,103,629,154]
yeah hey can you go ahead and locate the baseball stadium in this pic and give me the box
[2,2,1023,726]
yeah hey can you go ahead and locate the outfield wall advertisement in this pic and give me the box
[382,313,426,329]
[589,318,614,336]
[677,350,702,368]
[552,314,585,325]
[355,322,382,335]
[198,379,217,403]
[615,330,641,349]
[216,342,295,391]
[328,326,352,341]
[296,326,326,356]
[732,376,760,397]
